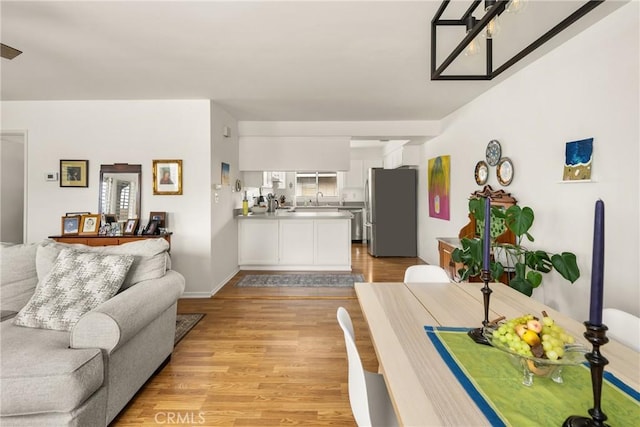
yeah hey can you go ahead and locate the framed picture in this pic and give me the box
[221,162,230,186]
[149,211,167,228]
[153,159,182,195]
[142,219,160,235]
[79,214,101,235]
[61,215,81,235]
[103,214,117,224]
[60,160,89,188]
[124,218,139,235]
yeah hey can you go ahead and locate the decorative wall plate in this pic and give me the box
[474,160,489,185]
[486,140,502,166]
[497,157,514,186]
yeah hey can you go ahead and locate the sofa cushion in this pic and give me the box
[0,321,104,416]
[0,242,38,312]
[37,238,170,290]
[14,249,134,331]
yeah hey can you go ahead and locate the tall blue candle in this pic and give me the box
[589,200,605,325]
[483,197,491,271]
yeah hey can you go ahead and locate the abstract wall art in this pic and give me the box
[428,155,450,220]
[563,137,593,181]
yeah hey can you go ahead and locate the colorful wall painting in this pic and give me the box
[428,155,450,220]
[563,138,593,181]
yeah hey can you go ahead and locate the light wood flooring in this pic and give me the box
[111,243,425,426]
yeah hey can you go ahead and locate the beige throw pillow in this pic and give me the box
[14,248,134,331]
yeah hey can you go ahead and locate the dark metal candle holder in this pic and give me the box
[468,269,492,346]
[562,322,610,427]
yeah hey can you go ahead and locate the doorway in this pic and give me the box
[1,131,27,243]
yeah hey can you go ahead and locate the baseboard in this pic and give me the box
[211,268,239,296]
[180,292,213,299]
[179,268,239,299]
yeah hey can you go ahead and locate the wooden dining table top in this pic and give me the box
[354,281,640,427]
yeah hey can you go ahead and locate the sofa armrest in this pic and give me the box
[70,270,185,353]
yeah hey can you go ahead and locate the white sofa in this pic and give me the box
[0,238,185,426]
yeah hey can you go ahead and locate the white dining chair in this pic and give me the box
[403,265,451,283]
[336,307,398,427]
[603,308,640,351]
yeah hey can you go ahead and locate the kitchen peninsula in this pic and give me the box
[237,211,352,270]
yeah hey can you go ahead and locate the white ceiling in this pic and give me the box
[0,0,626,121]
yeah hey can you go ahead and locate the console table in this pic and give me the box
[49,233,172,248]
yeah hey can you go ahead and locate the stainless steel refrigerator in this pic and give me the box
[364,167,417,257]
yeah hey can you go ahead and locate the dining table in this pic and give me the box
[354,281,640,426]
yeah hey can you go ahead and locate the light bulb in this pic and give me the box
[506,0,527,14]
[465,37,482,56]
[483,0,501,39]
[464,15,481,57]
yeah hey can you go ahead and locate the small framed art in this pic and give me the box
[79,214,101,235]
[153,159,182,195]
[124,218,139,235]
[149,211,167,228]
[60,160,89,187]
[142,219,160,235]
[61,215,81,235]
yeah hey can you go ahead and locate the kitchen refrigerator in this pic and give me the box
[364,167,417,257]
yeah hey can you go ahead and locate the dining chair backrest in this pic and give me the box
[603,308,640,351]
[403,265,450,283]
[337,307,371,426]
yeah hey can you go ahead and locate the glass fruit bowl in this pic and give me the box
[483,326,588,386]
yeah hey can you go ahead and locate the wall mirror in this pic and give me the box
[99,164,142,221]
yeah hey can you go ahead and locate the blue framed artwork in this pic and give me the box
[563,138,593,181]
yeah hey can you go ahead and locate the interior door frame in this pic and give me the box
[1,130,28,243]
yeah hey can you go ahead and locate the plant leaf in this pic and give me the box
[525,250,552,273]
[469,198,484,221]
[551,252,581,283]
[509,277,533,296]
[526,271,543,287]
[490,261,504,282]
[505,206,535,239]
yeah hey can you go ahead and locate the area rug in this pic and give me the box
[235,273,365,288]
[174,313,205,345]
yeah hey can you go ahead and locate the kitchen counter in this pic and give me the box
[237,211,353,220]
[237,211,352,271]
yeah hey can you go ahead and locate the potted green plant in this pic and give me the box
[451,199,580,296]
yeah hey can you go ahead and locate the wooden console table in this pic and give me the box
[49,233,172,248]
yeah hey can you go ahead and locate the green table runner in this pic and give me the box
[425,326,640,426]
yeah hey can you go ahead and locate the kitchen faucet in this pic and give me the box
[315,191,323,206]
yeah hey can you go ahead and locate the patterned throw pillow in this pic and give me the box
[13,248,134,331]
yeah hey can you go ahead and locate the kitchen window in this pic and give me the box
[296,172,338,200]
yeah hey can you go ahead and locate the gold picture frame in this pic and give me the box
[153,159,182,195]
[79,214,101,236]
[60,160,89,187]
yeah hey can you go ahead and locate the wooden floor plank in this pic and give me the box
[111,243,424,426]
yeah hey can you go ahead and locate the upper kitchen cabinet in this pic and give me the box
[343,160,364,189]
[384,145,420,169]
[239,136,350,171]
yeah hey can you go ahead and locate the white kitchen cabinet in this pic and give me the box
[279,220,314,265]
[343,159,364,189]
[315,220,351,266]
[238,215,351,270]
[238,220,278,265]
[383,145,419,169]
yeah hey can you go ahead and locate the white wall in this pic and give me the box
[0,100,213,294]
[0,132,26,243]
[418,3,639,320]
[210,102,241,295]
